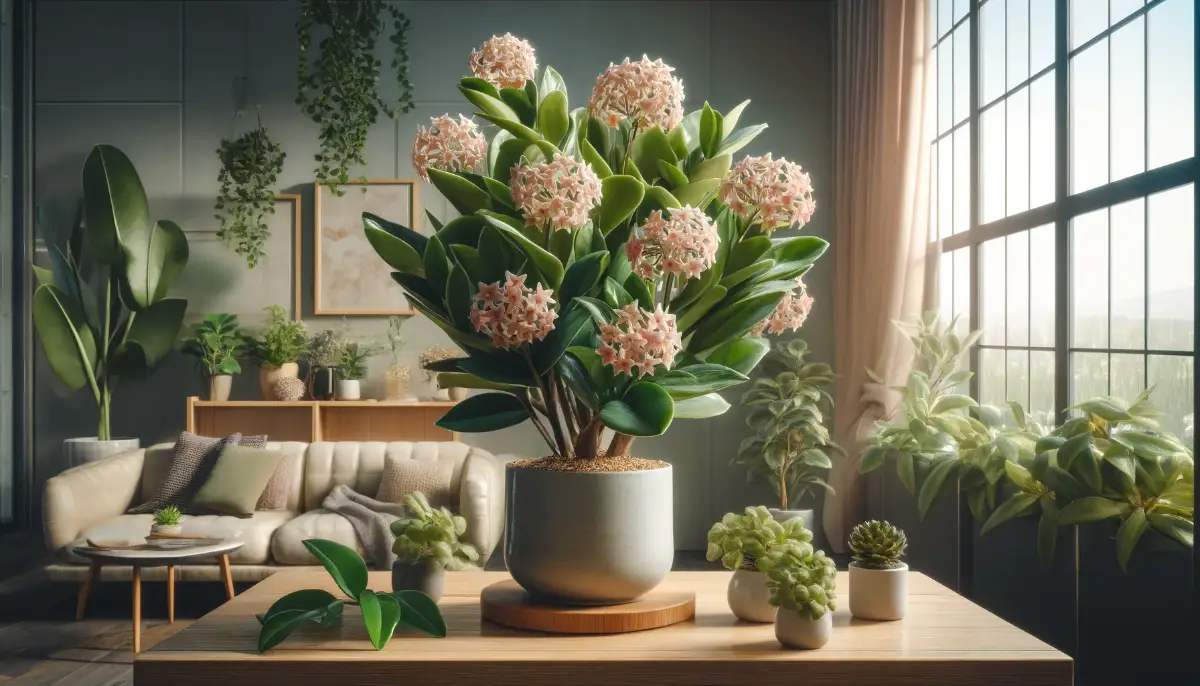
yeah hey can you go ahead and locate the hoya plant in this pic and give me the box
[705,505,814,571]
[365,36,827,460]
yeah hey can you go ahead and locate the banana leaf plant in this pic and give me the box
[32,145,189,440]
[364,44,828,460]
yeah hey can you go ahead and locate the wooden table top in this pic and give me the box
[134,570,1072,686]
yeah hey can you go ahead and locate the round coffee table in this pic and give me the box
[72,540,244,652]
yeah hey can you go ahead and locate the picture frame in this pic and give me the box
[312,179,419,316]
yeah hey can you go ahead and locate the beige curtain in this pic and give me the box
[824,0,935,551]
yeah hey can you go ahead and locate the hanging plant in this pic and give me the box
[215,125,286,268]
[296,0,414,195]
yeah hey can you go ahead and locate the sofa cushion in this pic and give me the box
[193,446,285,517]
[63,511,295,565]
[141,441,308,512]
[271,510,366,565]
[303,442,470,512]
[128,432,241,513]
[376,457,456,508]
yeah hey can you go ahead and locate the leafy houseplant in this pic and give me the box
[33,145,189,446]
[737,339,842,514]
[181,313,246,401]
[257,539,447,652]
[419,346,464,401]
[365,36,828,605]
[215,125,286,268]
[296,0,413,195]
[335,339,377,400]
[706,506,815,622]
[762,537,838,649]
[151,505,183,536]
[252,305,307,399]
[391,492,480,602]
[847,520,908,621]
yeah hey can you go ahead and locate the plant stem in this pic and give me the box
[523,352,567,456]
[608,432,634,457]
[518,390,557,453]
[573,417,604,459]
[662,273,675,310]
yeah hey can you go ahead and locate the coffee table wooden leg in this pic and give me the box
[76,559,101,621]
[219,554,234,600]
[167,566,175,623]
[132,566,142,653]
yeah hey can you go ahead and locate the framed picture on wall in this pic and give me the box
[312,180,418,316]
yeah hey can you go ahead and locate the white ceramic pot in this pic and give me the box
[206,374,233,402]
[504,463,673,604]
[448,386,468,402]
[336,379,362,400]
[768,507,814,531]
[775,609,833,649]
[150,523,183,536]
[849,562,908,620]
[727,568,775,622]
[431,388,451,401]
[260,362,299,399]
[63,437,140,469]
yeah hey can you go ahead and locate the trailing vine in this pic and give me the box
[296,0,414,195]
[215,125,286,268]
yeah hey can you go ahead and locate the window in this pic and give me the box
[932,0,1196,439]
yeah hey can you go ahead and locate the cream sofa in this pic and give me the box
[43,441,505,583]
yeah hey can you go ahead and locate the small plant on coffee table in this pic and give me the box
[849,520,907,570]
[153,505,182,527]
[705,505,813,572]
[761,539,838,620]
[392,492,479,569]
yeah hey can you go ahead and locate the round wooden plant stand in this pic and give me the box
[480,579,695,634]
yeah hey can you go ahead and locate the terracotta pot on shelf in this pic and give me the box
[259,362,299,400]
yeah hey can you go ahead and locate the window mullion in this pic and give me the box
[1054,0,1070,420]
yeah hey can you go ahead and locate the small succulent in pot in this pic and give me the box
[151,505,183,536]
[848,519,909,621]
[706,505,814,622]
[390,492,480,602]
[849,520,907,570]
[762,539,838,649]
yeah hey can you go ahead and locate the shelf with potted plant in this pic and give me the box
[181,313,248,402]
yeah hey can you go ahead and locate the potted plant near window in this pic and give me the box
[305,328,343,401]
[706,506,815,622]
[335,339,377,400]
[363,37,828,605]
[251,305,307,400]
[762,538,838,649]
[181,313,246,401]
[32,145,189,467]
[848,520,908,620]
[390,492,480,602]
[736,339,841,530]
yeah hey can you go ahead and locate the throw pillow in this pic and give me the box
[256,447,301,511]
[375,458,456,509]
[191,445,284,517]
[127,432,242,514]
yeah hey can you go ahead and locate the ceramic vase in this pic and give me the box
[849,562,908,620]
[448,387,468,402]
[775,609,833,649]
[384,364,413,401]
[150,523,183,537]
[259,362,299,400]
[392,558,446,602]
[206,374,232,402]
[62,437,140,470]
[335,379,361,400]
[310,367,335,401]
[768,507,814,531]
[727,568,775,622]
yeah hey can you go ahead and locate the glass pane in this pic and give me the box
[954,248,971,334]
[1110,353,1146,402]
[955,0,970,23]
[1030,350,1056,426]
[954,124,971,234]
[1147,0,1195,170]
[1110,18,1146,183]
[940,0,955,39]
[940,138,954,240]
[1072,352,1110,405]
[981,237,1007,345]
[1029,71,1055,208]
[954,19,971,124]
[930,0,939,47]
[982,103,1006,223]
[1030,224,1056,347]
[1007,87,1030,215]
[980,348,1008,407]
[1071,39,1109,194]
[1147,355,1194,439]
[1147,184,1195,351]
[1109,198,1145,349]
[1111,0,1145,25]
[1030,0,1056,73]
[1071,0,1108,49]
[940,250,955,323]
[1072,207,1109,348]
[1007,231,1031,346]
[981,0,1008,105]
[930,141,940,241]
[939,44,953,134]
[1008,349,1031,408]
[1008,0,1030,90]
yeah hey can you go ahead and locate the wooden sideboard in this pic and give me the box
[185,397,459,443]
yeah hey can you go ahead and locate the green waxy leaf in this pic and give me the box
[391,589,448,637]
[1057,497,1133,526]
[302,539,367,600]
[673,393,731,419]
[600,382,675,436]
[598,175,645,234]
[435,392,528,432]
[918,457,959,521]
[1115,507,1147,573]
[704,336,770,375]
[538,90,570,146]
[427,168,491,216]
[981,492,1040,534]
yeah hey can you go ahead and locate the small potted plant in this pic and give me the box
[383,316,414,401]
[305,328,344,401]
[251,305,307,399]
[762,538,838,650]
[706,506,814,622]
[181,313,246,401]
[848,520,908,620]
[419,346,465,401]
[151,505,183,536]
[336,340,377,400]
[390,492,480,602]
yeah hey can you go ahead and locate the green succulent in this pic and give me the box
[849,520,907,570]
[705,505,813,571]
[153,505,182,526]
[390,492,480,570]
[762,539,838,620]
[252,305,307,368]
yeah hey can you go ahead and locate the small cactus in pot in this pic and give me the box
[848,520,909,621]
[151,505,184,536]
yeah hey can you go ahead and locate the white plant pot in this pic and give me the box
[336,379,362,400]
[150,523,183,537]
[775,609,833,650]
[63,437,140,469]
[431,388,451,401]
[727,568,775,622]
[849,562,908,620]
[206,374,233,402]
[768,507,814,531]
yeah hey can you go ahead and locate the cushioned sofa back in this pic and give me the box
[141,441,309,512]
[302,442,472,512]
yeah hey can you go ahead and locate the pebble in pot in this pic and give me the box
[761,537,838,650]
[847,520,908,621]
[707,506,818,623]
[390,491,480,602]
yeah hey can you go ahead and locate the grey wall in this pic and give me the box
[32,0,834,549]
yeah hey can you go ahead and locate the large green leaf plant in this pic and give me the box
[364,43,829,460]
[33,145,189,440]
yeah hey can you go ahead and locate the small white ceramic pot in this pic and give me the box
[849,562,908,620]
[727,568,775,622]
[63,437,141,470]
[448,386,468,402]
[775,609,833,649]
[336,379,362,400]
[150,523,183,536]
[206,374,233,402]
[768,508,814,531]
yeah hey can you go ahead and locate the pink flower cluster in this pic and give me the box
[468,33,537,90]
[470,272,558,349]
[588,56,685,131]
[719,154,817,232]
[411,114,487,182]
[750,279,814,336]
[626,206,719,280]
[598,303,683,377]
[509,153,603,231]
